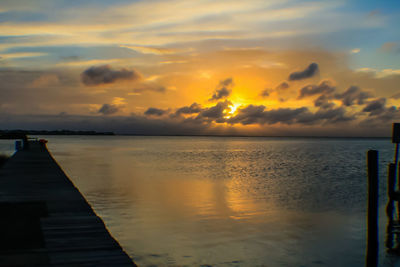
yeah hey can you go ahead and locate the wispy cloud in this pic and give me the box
[0,0,399,136]
[120,45,177,55]
[0,52,47,59]
[0,0,388,53]
[356,68,400,78]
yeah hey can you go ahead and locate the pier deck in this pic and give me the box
[0,141,136,266]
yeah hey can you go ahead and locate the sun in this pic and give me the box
[224,102,241,119]
[229,103,240,114]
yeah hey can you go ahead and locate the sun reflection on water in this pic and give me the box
[45,136,394,266]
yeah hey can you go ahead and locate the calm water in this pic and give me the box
[9,136,399,266]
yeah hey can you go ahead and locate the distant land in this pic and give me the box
[0,130,115,137]
[0,129,391,139]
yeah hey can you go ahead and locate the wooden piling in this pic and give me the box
[367,150,379,267]
[388,163,396,200]
[392,123,400,191]
[386,163,396,250]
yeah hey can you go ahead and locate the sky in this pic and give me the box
[1,0,400,136]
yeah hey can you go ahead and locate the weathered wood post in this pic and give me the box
[22,134,29,150]
[386,163,396,250]
[393,123,400,189]
[388,163,396,201]
[385,124,400,252]
[392,123,400,218]
[367,150,379,267]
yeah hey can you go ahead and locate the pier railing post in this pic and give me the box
[367,150,378,267]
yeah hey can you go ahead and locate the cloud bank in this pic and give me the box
[81,65,141,86]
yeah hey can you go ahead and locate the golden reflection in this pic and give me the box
[225,178,271,221]
[119,168,219,218]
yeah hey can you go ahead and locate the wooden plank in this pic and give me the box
[0,141,136,266]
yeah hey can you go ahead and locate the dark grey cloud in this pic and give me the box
[335,86,371,106]
[362,98,386,116]
[81,65,141,86]
[360,105,399,126]
[360,97,400,126]
[210,87,230,100]
[298,82,371,109]
[144,107,167,116]
[175,103,202,115]
[288,63,319,81]
[276,82,290,90]
[297,106,355,124]
[198,101,230,122]
[173,101,231,123]
[258,107,311,125]
[314,95,335,109]
[299,80,335,98]
[173,99,354,127]
[312,107,355,123]
[228,103,354,126]
[376,106,397,121]
[261,82,289,98]
[209,78,233,101]
[229,105,309,125]
[260,89,270,97]
[220,78,234,87]
[98,104,119,115]
[228,105,268,125]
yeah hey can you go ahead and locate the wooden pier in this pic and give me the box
[0,141,136,266]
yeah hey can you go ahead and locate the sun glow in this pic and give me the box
[224,102,241,119]
[229,103,240,114]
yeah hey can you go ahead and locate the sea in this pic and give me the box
[0,136,397,266]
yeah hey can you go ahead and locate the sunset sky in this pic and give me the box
[1,0,400,136]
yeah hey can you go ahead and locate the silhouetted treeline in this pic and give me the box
[0,130,115,138]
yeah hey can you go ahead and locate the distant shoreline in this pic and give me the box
[0,130,115,137]
[0,129,390,139]
[117,134,390,139]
